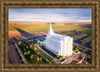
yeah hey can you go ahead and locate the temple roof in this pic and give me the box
[48,33,71,41]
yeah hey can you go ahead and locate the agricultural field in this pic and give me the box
[8,22,92,64]
[9,23,86,32]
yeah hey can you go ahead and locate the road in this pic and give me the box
[73,34,92,54]
[8,43,21,64]
[74,35,90,43]
[73,43,89,55]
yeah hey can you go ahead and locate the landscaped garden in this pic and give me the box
[39,43,65,62]
[16,40,58,64]
[71,60,78,64]
[85,49,92,63]
[73,44,86,53]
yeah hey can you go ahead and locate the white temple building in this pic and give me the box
[45,22,73,57]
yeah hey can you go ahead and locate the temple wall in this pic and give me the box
[46,35,73,57]
[46,37,61,55]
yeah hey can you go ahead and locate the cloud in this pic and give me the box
[9,8,92,22]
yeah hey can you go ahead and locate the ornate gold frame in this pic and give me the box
[0,0,100,72]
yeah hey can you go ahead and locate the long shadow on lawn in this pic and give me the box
[15,27,33,37]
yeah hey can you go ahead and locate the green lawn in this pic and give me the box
[78,28,92,34]
[9,24,83,32]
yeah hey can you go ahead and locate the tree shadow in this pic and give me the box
[15,27,33,37]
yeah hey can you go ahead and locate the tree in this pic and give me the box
[30,44,33,48]
[40,43,43,47]
[28,51,30,54]
[75,48,79,53]
[71,60,77,64]
[87,55,91,59]
[36,52,40,61]
[52,51,55,54]
[57,55,59,58]
[39,57,42,61]
[90,44,92,47]
[59,57,62,62]
[14,44,17,48]
[86,54,91,63]
[61,56,64,59]
[24,51,27,55]
[21,59,24,62]
[18,41,22,45]
[44,47,47,48]
[30,54,33,59]
[34,44,36,47]
[59,32,63,34]
[37,52,39,58]
[37,40,40,44]
[43,37,46,40]
[37,57,39,61]
[79,55,83,59]
[34,47,37,51]
[66,56,69,58]
[26,45,28,48]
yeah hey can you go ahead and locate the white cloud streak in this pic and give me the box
[9,9,92,22]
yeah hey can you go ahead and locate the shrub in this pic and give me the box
[71,60,77,64]
[37,40,40,44]
[30,44,33,48]
[24,51,27,55]
[37,57,39,61]
[52,51,55,54]
[18,41,22,45]
[66,56,69,58]
[39,57,42,61]
[34,47,37,51]
[86,54,92,63]
[34,44,36,47]
[26,46,28,48]
[57,55,59,58]
[58,58,62,62]
[30,54,33,59]
[40,43,43,47]
[43,37,46,40]
[78,55,83,60]
[74,48,79,53]
[21,59,24,62]
[28,51,30,54]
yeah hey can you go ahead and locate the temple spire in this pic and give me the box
[48,21,54,35]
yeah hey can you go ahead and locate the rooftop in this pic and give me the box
[48,33,71,41]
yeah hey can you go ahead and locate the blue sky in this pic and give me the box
[9,8,92,22]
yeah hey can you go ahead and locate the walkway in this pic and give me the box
[15,43,27,64]
[36,44,60,63]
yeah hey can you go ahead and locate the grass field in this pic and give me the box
[9,24,84,32]
[78,28,92,34]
